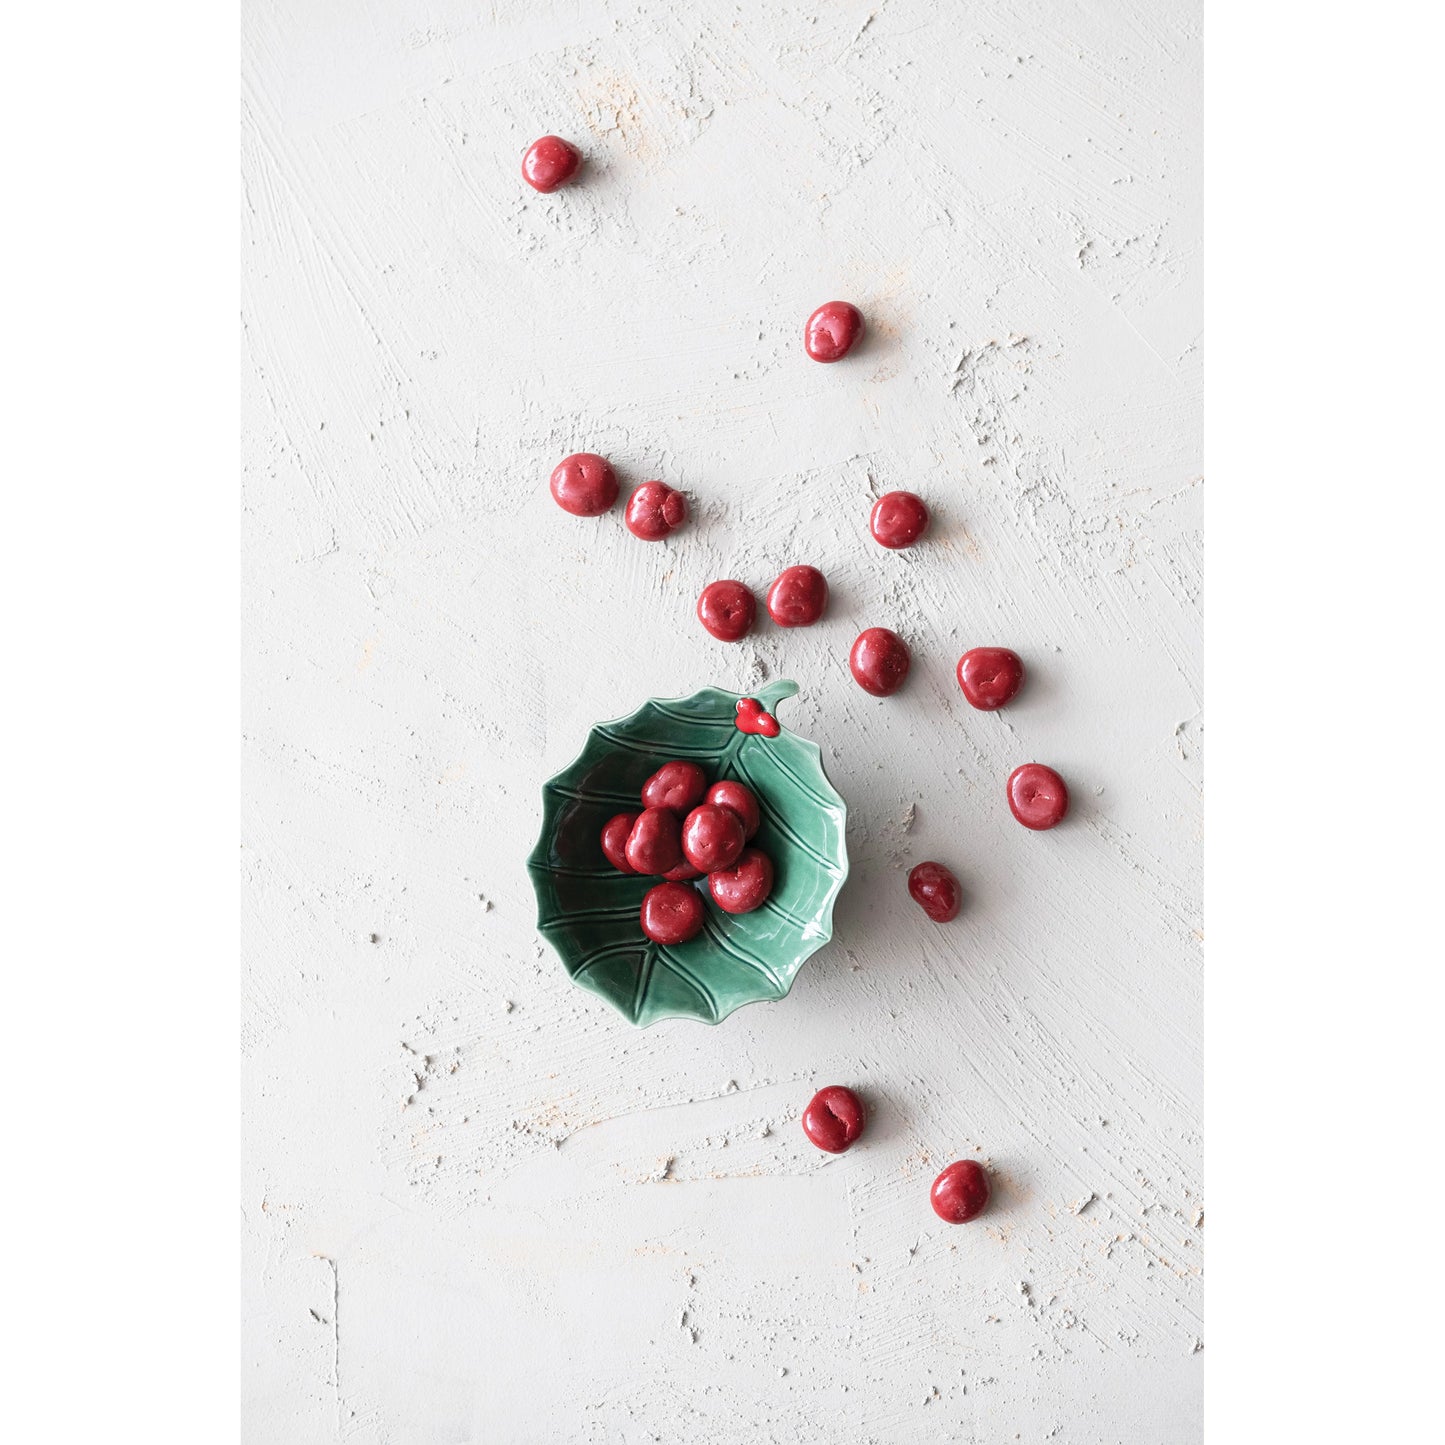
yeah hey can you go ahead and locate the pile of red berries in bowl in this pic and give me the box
[601,760,775,945]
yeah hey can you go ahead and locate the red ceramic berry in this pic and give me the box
[706,780,760,840]
[869,491,930,549]
[624,807,684,874]
[624,482,686,541]
[766,565,828,627]
[849,627,911,696]
[521,135,581,192]
[734,698,779,736]
[1006,763,1070,830]
[600,812,640,873]
[640,760,707,813]
[640,882,705,945]
[550,453,618,516]
[930,1160,991,1224]
[681,804,745,873]
[804,301,864,362]
[957,647,1024,710]
[707,848,774,914]
[908,861,961,922]
[662,860,703,882]
[802,1086,866,1154]
[697,580,757,642]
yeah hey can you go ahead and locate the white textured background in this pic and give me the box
[241,1,1201,1440]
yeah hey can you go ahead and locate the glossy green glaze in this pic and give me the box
[527,679,849,1027]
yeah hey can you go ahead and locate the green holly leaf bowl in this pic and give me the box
[527,679,849,1027]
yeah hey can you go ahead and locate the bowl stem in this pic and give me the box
[752,678,800,714]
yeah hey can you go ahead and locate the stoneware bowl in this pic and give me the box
[528,679,849,1026]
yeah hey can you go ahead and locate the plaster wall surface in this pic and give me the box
[242,2,1202,1439]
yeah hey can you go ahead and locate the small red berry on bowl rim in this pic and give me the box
[640,881,705,945]
[957,647,1024,710]
[930,1159,991,1223]
[708,847,774,914]
[804,301,864,362]
[600,812,640,873]
[907,861,961,922]
[549,453,618,516]
[734,698,779,736]
[697,580,757,642]
[624,807,684,874]
[869,491,930,549]
[624,482,686,541]
[801,1086,866,1153]
[849,627,911,696]
[640,760,707,813]
[765,565,828,627]
[1006,763,1069,831]
[681,804,746,873]
[521,135,581,192]
[706,779,760,840]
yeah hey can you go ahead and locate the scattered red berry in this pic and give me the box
[801,1086,866,1153]
[908,861,961,922]
[766,565,829,627]
[849,627,911,696]
[624,481,686,541]
[804,301,864,362]
[521,135,581,192]
[640,760,707,813]
[697,580,757,641]
[600,812,640,873]
[625,807,684,874]
[869,491,930,549]
[706,780,760,840]
[682,804,746,873]
[662,860,704,882]
[549,453,618,516]
[957,647,1024,710]
[707,848,774,914]
[1006,763,1070,830]
[930,1160,991,1223]
[640,882,705,945]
